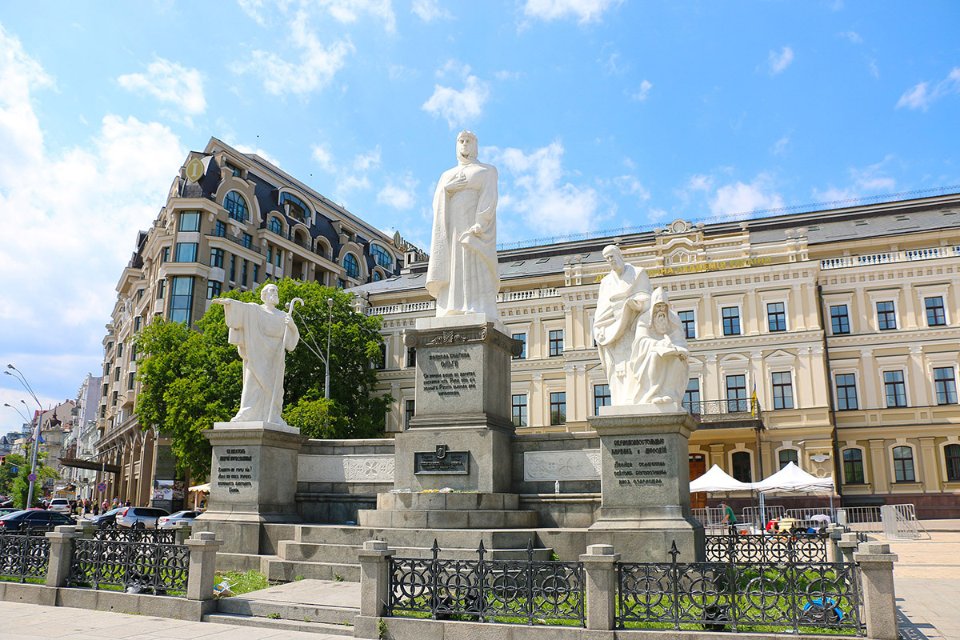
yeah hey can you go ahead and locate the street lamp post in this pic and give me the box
[5,365,45,508]
[324,297,334,400]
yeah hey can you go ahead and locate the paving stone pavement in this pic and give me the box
[887,530,960,640]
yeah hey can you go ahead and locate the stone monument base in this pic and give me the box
[358,491,537,529]
[195,421,304,554]
[587,408,704,562]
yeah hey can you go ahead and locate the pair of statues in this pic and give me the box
[218,132,687,427]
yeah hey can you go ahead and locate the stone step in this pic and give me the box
[203,612,353,636]
[358,508,538,529]
[277,540,554,564]
[289,524,540,548]
[217,596,357,626]
[261,557,361,583]
[376,491,520,511]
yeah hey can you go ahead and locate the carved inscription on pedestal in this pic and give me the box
[414,450,470,475]
[422,351,478,398]
[610,437,668,487]
[216,447,255,495]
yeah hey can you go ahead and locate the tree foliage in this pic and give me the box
[135,279,390,479]
[0,451,59,508]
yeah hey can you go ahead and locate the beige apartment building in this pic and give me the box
[356,192,960,518]
[94,137,416,510]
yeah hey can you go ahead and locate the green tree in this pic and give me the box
[0,451,58,508]
[135,279,390,479]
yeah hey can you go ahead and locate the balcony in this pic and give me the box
[820,245,960,270]
[207,233,261,255]
[687,399,764,430]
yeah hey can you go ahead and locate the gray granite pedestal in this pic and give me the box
[587,406,704,562]
[194,421,305,553]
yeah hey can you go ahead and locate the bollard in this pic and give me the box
[45,525,81,587]
[825,524,844,563]
[580,544,619,631]
[358,540,395,618]
[185,531,222,601]
[173,522,192,545]
[854,541,899,640]
[837,532,859,565]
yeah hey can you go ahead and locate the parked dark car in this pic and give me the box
[89,507,123,529]
[0,509,74,533]
[116,506,169,529]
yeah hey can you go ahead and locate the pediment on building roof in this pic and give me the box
[765,349,797,363]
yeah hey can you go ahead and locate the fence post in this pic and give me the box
[358,539,395,618]
[579,543,619,631]
[837,532,859,565]
[173,522,192,545]
[854,541,899,640]
[826,524,844,563]
[45,525,81,587]
[185,531,222,601]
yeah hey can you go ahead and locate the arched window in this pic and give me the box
[343,253,360,278]
[370,243,394,269]
[843,448,865,484]
[279,192,310,221]
[944,444,960,482]
[892,446,915,482]
[731,451,752,483]
[372,271,382,282]
[269,217,283,235]
[224,191,248,222]
[778,448,799,470]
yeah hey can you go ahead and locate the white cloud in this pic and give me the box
[233,143,282,168]
[310,142,383,196]
[768,46,794,75]
[486,141,601,235]
[377,173,418,210]
[686,174,714,192]
[897,68,960,111]
[353,146,381,171]
[311,143,335,172]
[237,0,269,25]
[838,31,863,44]
[772,135,790,155]
[412,0,452,22]
[422,62,490,129]
[523,0,621,24]
[319,0,396,32]
[630,79,653,102]
[238,11,354,96]
[117,57,206,116]
[688,173,783,218]
[868,59,880,79]
[0,27,185,403]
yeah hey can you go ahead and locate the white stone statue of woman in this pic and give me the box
[630,287,690,406]
[425,131,500,320]
[213,284,300,426]
[593,245,652,404]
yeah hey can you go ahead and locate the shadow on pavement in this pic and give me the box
[897,606,935,640]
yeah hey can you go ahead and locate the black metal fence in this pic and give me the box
[0,533,50,583]
[388,540,585,626]
[67,533,189,594]
[705,533,828,563]
[618,543,862,635]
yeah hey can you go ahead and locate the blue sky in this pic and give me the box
[1,0,958,428]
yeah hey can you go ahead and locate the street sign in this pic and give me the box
[97,482,106,492]
[27,473,36,482]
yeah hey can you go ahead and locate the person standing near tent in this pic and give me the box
[720,501,737,534]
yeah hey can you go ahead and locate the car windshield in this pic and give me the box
[101,508,122,517]
[0,510,28,520]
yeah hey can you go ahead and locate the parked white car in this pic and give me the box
[48,498,72,515]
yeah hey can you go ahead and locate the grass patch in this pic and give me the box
[0,575,45,585]
[214,569,269,596]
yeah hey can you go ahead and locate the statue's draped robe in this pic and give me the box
[630,294,690,405]
[426,160,500,319]
[221,300,300,425]
[593,264,651,405]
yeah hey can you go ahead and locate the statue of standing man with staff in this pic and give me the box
[214,284,301,427]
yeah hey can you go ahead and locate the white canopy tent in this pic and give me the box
[689,464,754,493]
[752,462,836,528]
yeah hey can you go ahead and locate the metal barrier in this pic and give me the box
[0,532,49,582]
[705,533,828,564]
[388,540,585,626]
[836,504,929,540]
[67,534,189,594]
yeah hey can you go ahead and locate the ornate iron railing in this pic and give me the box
[705,533,828,564]
[618,543,862,635]
[388,540,585,626]
[0,533,50,582]
[92,528,179,544]
[67,536,189,595]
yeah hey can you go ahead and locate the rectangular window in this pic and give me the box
[229,255,236,282]
[876,301,897,331]
[925,296,947,326]
[114,366,120,382]
[252,264,259,283]
[242,233,253,249]
[548,330,564,357]
[161,247,170,263]
[835,373,859,411]
[266,246,273,263]
[725,374,747,412]
[843,449,865,484]
[127,372,135,391]
[241,259,248,287]
[511,394,528,428]
[174,242,198,263]
[678,310,696,340]
[275,249,283,267]
[721,306,741,336]
[771,371,794,409]
[767,302,787,332]
[214,220,226,237]
[117,342,124,359]
[731,451,752,483]
[133,316,141,333]
[883,370,907,408]
[945,444,960,482]
[512,333,527,360]
[549,392,566,425]
[934,366,958,405]
[157,279,165,299]
[830,304,850,335]
[683,378,700,414]
[404,399,415,429]
[168,276,194,324]
[207,280,222,299]
[210,248,224,268]
[406,347,416,368]
[178,211,200,232]
[893,446,915,482]
[778,449,799,470]
[593,384,611,416]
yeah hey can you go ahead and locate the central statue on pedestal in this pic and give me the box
[425,130,500,320]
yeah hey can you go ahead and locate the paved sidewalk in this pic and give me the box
[0,600,348,640]
[888,531,960,640]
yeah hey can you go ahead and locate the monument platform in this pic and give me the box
[357,492,538,528]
